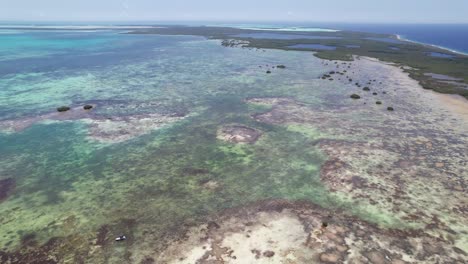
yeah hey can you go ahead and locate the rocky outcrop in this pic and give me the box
[56,106,70,112]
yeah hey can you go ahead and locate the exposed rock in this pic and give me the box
[376,101,382,105]
[56,106,71,112]
[83,105,93,110]
[263,250,275,257]
[276,65,286,69]
[266,70,271,74]
[350,94,361,99]
[387,107,394,111]
[363,87,370,91]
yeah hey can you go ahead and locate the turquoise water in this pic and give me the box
[2,29,466,263]
[428,51,455,58]
[0,30,345,260]
[0,31,118,61]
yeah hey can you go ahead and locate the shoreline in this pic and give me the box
[429,91,468,120]
[395,34,468,56]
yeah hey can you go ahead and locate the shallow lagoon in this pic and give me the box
[0,30,336,258]
[231,33,341,40]
[428,51,455,58]
[0,30,467,263]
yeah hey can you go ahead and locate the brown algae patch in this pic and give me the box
[156,200,467,263]
[217,124,262,144]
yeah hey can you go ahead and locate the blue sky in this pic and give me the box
[1,0,467,23]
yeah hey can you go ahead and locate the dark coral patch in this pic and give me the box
[96,225,110,246]
[0,178,15,202]
[0,237,61,264]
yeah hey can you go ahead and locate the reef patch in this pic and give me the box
[0,178,15,202]
[155,200,467,263]
[217,125,262,144]
[0,106,187,144]
[82,113,185,143]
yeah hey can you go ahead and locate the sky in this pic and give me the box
[1,0,467,23]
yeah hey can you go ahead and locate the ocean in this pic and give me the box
[324,23,468,54]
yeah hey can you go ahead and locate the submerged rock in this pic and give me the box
[376,101,382,105]
[387,107,394,111]
[56,106,70,112]
[218,125,262,144]
[350,94,361,99]
[276,65,286,69]
[0,178,15,202]
[363,87,370,91]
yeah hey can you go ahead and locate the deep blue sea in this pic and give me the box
[322,23,468,54]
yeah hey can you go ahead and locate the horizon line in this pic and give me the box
[1,20,468,25]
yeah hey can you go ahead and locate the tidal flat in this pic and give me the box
[0,28,467,263]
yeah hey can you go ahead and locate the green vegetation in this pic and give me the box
[131,26,468,99]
